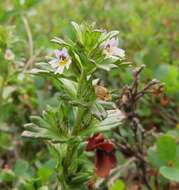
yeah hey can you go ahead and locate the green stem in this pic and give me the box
[72,107,87,135]
[22,14,33,59]
[59,70,92,188]
[61,71,88,186]
[0,77,6,105]
[72,70,87,135]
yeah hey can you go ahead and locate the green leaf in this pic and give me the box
[157,135,177,164]
[148,148,165,168]
[0,169,15,182]
[71,21,83,44]
[109,180,125,190]
[97,58,118,71]
[59,78,77,98]
[160,166,179,182]
[22,104,71,142]
[154,65,179,93]
[99,30,119,45]
[37,167,53,183]
[14,159,30,177]
[38,186,48,190]
[31,68,78,98]
[91,101,107,120]
[22,123,69,142]
[51,37,71,47]
[81,109,125,136]
[97,109,125,130]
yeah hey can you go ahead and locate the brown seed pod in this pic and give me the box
[160,95,170,106]
[95,85,111,101]
[152,85,165,97]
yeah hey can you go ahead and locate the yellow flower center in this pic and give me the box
[59,58,68,66]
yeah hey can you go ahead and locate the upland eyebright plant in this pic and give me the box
[22,22,126,190]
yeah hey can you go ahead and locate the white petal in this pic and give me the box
[110,38,118,47]
[114,48,125,58]
[62,47,68,53]
[55,66,65,74]
[54,50,61,58]
[49,59,57,64]
[65,59,72,69]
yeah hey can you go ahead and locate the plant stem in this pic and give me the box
[72,71,87,135]
[22,14,34,65]
[0,77,6,105]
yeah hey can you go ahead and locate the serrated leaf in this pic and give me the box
[71,21,83,44]
[22,126,69,143]
[51,37,71,47]
[81,109,125,136]
[91,101,107,120]
[99,30,119,45]
[98,63,117,71]
[59,78,77,98]
[98,109,125,129]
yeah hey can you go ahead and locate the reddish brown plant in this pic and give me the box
[86,133,116,178]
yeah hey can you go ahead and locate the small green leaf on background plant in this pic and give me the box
[157,135,177,164]
[160,166,179,182]
[14,159,32,179]
[38,186,49,190]
[109,180,125,190]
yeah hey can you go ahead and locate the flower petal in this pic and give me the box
[55,66,65,74]
[95,149,111,178]
[114,48,125,58]
[65,59,72,69]
[109,38,118,47]
[86,133,104,151]
[54,50,62,58]
[99,141,115,153]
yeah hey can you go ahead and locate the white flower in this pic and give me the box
[4,49,15,61]
[102,38,125,59]
[49,48,72,74]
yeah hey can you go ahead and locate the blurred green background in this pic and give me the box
[0,0,179,189]
[1,0,179,93]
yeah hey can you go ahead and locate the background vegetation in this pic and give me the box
[0,0,179,189]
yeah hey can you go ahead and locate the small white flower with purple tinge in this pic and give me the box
[102,38,125,59]
[4,49,15,61]
[49,48,72,74]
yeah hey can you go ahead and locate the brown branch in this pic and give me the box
[116,65,162,190]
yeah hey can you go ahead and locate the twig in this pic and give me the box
[108,158,136,187]
[22,15,33,57]
[23,48,42,71]
[116,65,161,190]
